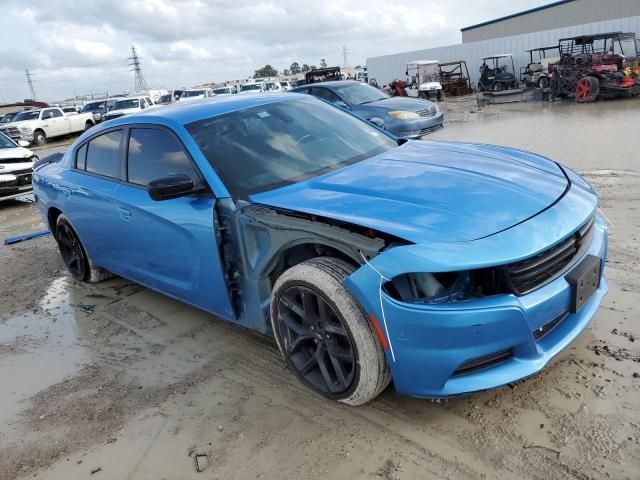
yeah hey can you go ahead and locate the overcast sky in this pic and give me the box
[0,0,550,102]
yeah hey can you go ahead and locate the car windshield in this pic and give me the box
[0,132,16,149]
[159,94,172,102]
[1,113,16,123]
[333,83,389,105]
[186,97,396,198]
[213,88,230,94]
[82,102,105,112]
[113,99,139,110]
[13,111,40,122]
[182,90,205,98]
[240,84,262,91]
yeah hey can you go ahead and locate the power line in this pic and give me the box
[25,69,37,100]
[128,45,148,92]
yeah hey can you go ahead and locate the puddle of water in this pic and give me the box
[432,99,640,172]
[0,276,90,425]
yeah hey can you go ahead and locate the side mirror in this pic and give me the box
[18,140,30,148]
[368,117,385,129]
[147,174,196,201]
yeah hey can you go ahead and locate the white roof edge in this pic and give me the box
[407,60,440,65]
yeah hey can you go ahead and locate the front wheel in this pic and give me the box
[576,76,599,103]
[33,130,46,146]
[271,257,390,405]
[538,76,550,89]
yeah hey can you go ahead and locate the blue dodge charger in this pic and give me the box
[33,94,607,405]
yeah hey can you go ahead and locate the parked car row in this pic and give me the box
[0,107,95,146]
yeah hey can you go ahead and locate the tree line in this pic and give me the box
[254,59,329,78]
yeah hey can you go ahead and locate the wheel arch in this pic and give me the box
[47,206,63,236]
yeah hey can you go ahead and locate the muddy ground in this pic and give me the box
[1,98,639,480]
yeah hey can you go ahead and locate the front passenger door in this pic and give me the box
[112,126,235,320]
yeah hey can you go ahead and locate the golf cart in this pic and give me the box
[553,32,640,102]
[438,61,473,96]
[478,54,519,91]
[405,60,443,100]
[520,46,560,89]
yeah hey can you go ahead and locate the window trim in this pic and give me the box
[122,124,212,196]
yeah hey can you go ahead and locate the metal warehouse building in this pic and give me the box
[367,0,640,87]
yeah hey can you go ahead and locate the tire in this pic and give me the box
[84,121,93,131]
[538,76,550,89]
[33,130,46,146]
[494,83,504,92]
[54,214,112,283]
[270,257,391,406]
[576,76,599,103]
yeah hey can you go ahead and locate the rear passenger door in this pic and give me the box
[111,126,235,319]
[65,129,124,269]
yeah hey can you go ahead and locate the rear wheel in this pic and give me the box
[271,257,390,405]
[55,215,88,281]
[53,213,113,283]
[576,76,599,103]
[494,82,503,92]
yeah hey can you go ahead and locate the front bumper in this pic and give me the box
[387,111,444,139]
[345,215,608,398]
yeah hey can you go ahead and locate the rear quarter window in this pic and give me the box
[85,130,123,179]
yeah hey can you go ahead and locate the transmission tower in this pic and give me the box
[128,46,148,92]
[342,46,349,68]
[25,69,37,100]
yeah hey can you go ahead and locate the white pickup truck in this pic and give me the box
[0,107,95,146]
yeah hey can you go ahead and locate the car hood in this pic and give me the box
[0,146,33,161]
[250,141,569,244]
[106,108,140,116]
[356,96,436,113]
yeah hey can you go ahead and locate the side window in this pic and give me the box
[146,97,153,106]
[127,128,199,186]
[140,99,147,109]
[85,130,123,178]
[51,109,63,118]
[310,87,341,104]
[76,143,87,170]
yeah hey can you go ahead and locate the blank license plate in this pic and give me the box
[565,255,601,313]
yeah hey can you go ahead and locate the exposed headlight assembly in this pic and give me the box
[383,269,506,304]
[388,111,420,120]
[19,126,33,133]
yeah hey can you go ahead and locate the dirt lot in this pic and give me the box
[1,98,639,480]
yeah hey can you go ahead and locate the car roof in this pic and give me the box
[101,93,305,127]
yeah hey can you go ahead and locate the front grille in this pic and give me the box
[0,126,21,138]
[416,106,437,117]
[452,348,513,377]
[9,168,33,176]
[533,312,569,341]
[506,215,595,295]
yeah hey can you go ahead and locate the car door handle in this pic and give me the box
[118,207,132,221]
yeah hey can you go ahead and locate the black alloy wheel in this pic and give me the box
[56,218,87,281]
[276,285,356,395]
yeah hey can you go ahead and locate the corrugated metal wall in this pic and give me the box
[367,16,640,88]
[462,0,640,43]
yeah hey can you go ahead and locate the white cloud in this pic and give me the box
[0,0,551,101]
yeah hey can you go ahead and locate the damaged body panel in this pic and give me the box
[32,94,608,404]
